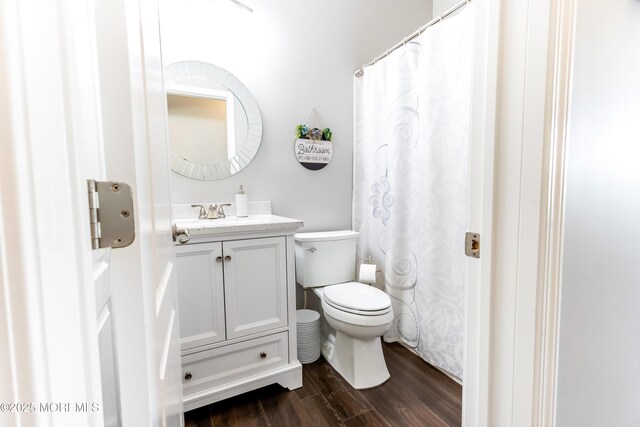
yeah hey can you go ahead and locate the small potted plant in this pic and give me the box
[296,124,332,142]
[295,124,333,170]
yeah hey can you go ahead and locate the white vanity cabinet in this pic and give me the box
[173,217,302,411]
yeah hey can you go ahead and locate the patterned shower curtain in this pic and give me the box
[353,4,474,379]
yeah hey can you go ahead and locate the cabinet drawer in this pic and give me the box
[182,332,288,395]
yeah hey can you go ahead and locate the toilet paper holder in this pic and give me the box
[359,256,382,273]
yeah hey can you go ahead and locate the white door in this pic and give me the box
[0,0,183,425]
[92,0,183,425]
[93,248,121,427]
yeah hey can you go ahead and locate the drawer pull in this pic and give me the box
[216,256,222,263]
[184,372,192,381]
[260,352,267,359]
[224,255,232,262]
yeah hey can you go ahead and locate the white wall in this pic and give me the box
[556,0,640,425]
[159,0,432,231]
[433,0,460,15]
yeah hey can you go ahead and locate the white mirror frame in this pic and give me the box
[164,61,263,180]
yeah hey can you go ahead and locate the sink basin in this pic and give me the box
[175,216,268,229]
[207,216,266,224]
[174,215,304,240]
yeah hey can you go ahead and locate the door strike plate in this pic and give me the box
[88,180,135,250]
[465,232,480,259]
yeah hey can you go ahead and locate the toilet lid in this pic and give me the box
[323,282,391,312]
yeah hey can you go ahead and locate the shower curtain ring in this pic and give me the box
[386,49,390,57]
[402,37,406,48]
[439,13,443,22]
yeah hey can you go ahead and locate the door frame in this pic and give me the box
[462,0,500,424]
[464,0,572,425]
[530,0,576,425]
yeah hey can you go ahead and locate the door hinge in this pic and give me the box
[88,180,135,250]
[465,232,480,259]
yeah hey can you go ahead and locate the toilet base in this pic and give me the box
[324,330,390,389]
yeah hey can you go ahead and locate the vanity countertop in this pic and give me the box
[174,215,304,237]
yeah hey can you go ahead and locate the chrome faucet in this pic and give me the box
[192,204,223,219]
[217,203,232,218]
[191,204,208,219]
[206,204,220,219]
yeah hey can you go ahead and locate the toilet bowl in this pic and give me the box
[294,231,393,389]
[321,282,392,389]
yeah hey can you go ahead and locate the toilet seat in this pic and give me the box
[323,282,391,316]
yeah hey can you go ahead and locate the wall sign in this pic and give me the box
[295,124,333,170]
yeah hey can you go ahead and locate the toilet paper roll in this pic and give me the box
[358,263,377,285]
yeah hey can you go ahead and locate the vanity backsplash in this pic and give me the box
[172,201,272,220]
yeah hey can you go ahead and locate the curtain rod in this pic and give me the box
[354,0,472,77]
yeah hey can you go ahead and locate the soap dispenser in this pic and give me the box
[235,185,248,217]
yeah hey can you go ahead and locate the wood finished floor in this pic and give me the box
[184,342,462,427]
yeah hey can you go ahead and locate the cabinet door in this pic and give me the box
[175,242,225,350]
[223,237,288,339]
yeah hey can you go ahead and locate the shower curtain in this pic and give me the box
[353,4,474,379]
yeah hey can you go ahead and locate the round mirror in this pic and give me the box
[164,61,262,180]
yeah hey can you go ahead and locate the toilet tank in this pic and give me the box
[294,230,359,288]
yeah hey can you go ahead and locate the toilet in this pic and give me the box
[294,230,393,389]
